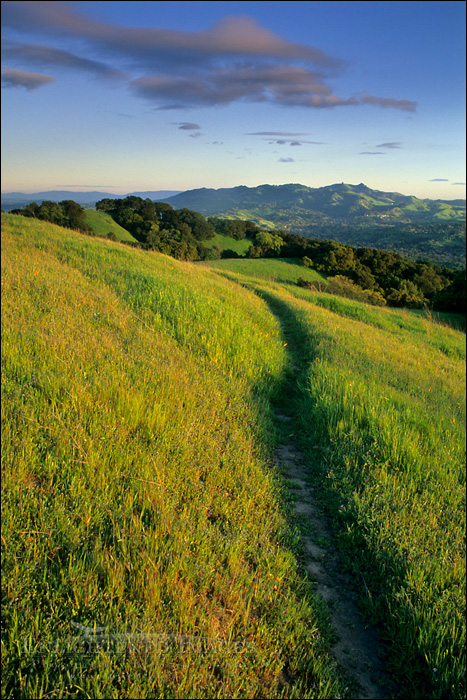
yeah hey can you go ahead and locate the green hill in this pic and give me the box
[164,183,466,265]
[84,209,137,242]
[2,213,465,699]
[164,182,466,224]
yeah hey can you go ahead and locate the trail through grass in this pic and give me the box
[2,214,344,699]
[214,272,465,699]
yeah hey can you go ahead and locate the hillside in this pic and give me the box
[163,183,466,264]
[2,213,465,699]
[84,210,137,242]
[163,182,465,224]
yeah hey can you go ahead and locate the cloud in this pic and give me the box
[452,182,466,186]
[1,65,56,90]
[246,131,314,136]
[247,131,325,146]
[172,122,201,130]
[2,41,127,80]
[429,178,449,182]
[278,157,295,162]
[360,95,416,112]
[1,4,342,69]
[360,151,385,155]
[2,1,417,112]
[376,142,403,149]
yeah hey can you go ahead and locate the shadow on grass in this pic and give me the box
[251,285,430,700]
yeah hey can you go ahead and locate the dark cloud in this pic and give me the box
[1,1,417,112]
[376,142,403,149]
[173,122,201,130]
[1,65,56,90]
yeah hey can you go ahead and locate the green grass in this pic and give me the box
[1,213,343,699]
[84,210,137,242]
[2,212,465,699]
[202,232,252,256]
[202,258,327,287]
[202,260,465,698]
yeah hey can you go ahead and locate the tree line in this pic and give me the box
[8,197,465,313]
[10,200,93,234]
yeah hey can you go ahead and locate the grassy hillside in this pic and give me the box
[202,232,252,256]
[203,258,327,287]
[1,213,343,699]
[203,264,465,699]
[2,212,465,699]
[84,209,137,242]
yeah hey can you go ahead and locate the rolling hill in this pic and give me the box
[2,213,465,699]
[163,183,466,265]
[163,182,465,225]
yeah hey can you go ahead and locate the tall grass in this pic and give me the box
[241,281,465,699]
[1,214,344,699]
[202,258,327,287]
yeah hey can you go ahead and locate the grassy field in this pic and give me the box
[202,232,253,256]
[201,258,327,287]
[205,264,466,699]
[2,213,343,699]
[2,212,465,699]
[84,210,137,242]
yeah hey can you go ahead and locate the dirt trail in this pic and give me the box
[273,408,396,699]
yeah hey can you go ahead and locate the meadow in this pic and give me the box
[1,214,343,699]
[2,212,465,699]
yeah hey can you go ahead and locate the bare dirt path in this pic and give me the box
[273,419,397,699]
[255,286,398,699]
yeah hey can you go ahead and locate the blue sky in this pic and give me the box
[1,0,465,199]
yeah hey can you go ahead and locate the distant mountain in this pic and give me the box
[1,189,182,210]
[161,183,465,265]
[163,182,465,226]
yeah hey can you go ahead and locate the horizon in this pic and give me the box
[1,1,465,200]
[1,180,466,203]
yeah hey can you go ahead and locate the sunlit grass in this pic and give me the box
[1,214,344,699]
[245,281,465,700]
[203,257,327,287]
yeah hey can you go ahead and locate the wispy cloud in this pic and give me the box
[247,131,325,146]
[278,157,295,162]
[376,142,403,149]
[429,178,449,182]
[172,122,201,130]
[360,151,385,155]
[1,1,417,112]
[2,41,127,80]
[246,131,314,136]
[452,182,466,186]
[1,65,56,90]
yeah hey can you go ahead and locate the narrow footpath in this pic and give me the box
[259,287,398,699]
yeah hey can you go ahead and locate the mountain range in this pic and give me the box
[3,183,465,264]
[0,189,181,209]
[161,182,465,227]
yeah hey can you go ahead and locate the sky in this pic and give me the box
[1,0,466,199]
